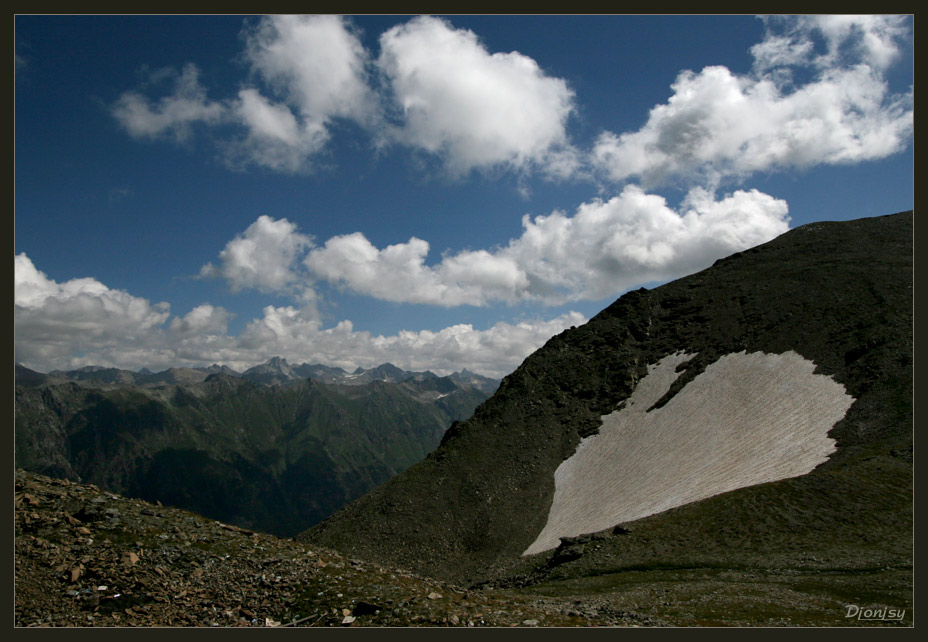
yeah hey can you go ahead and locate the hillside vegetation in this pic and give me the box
[16,369,492,537]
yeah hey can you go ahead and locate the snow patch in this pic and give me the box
[523,350,854,555]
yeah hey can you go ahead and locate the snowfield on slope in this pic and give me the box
[524,351,855,555]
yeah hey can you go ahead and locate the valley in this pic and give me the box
[15,361,496,537]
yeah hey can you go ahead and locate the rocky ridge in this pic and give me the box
[37,360,499,392]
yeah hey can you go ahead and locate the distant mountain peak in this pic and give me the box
[30,359,496,390]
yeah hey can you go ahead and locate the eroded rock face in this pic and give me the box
[524,350,854,555]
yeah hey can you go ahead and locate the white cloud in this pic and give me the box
[301,186,789,306]
[223,15,376,172]
[305,233,439,302]
[225,88,330,173]
[230,305,586,379]
[111,63,226,142]
[377,16,577,176]
[752,15,911,73]
[108,15,911,188]
[14,253,172,369]
[112,16,374,173]
[749,34,814,73]
[304,233,529,307]
[15,253,584,379]
[110,16,580,181]
[199,215,312,293]
[593,15,913,188]
[169,304,231,337]
[505,186,790,300]
[357,312,589,379]
[243,14,375,125]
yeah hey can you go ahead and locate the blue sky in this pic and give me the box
[14,15,913,378]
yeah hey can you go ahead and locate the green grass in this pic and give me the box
[518,565,912,626]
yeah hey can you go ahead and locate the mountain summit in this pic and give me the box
[302,212,913,588]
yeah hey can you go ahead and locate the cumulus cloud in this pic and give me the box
[506,185,790,300]
[196,186,786,308]
[752,15,911,73]
[243,14,375,125]
[199,215,312,293]
[593,15,913,188]
[169,304,231,337]
[111,16,582,180]
[224,88,330,173]
[299,186,788,305]
[304,233,529,306]
[228,305,586,379]
[14,253,172,369]
[15,253,583,378]
[225,15,376,172]
[112,16,374,173]
[111,63,226,142]
[109,15,911,187]
[377,15,577,176]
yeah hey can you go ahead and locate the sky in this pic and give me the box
[14,15,913,378]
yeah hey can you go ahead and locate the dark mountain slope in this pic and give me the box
[15,373,492,537]
[302,212,912,587]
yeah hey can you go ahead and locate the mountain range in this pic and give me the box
[14,211,913,625]
[37,359,499,393]
[15,361,498,537]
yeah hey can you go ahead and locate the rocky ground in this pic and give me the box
[14,469,655,627]
[15,468,910,627]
